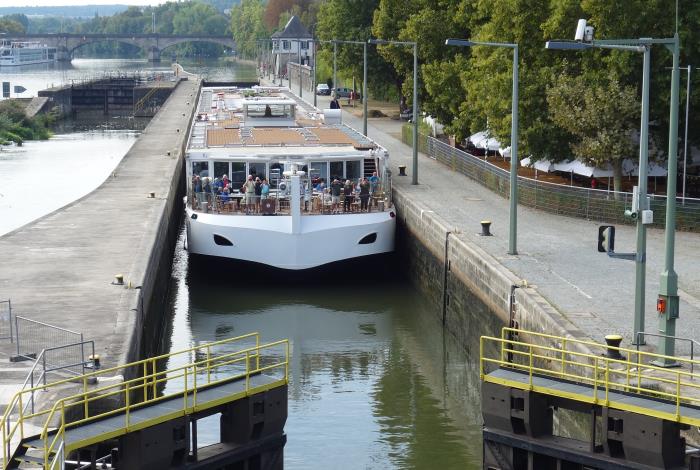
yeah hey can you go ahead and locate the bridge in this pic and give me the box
[480,328,700,469]
[2,34,236,62]
[1,332,288,469]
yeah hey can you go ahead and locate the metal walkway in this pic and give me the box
[1,332,289,469]
[481,328,700,427]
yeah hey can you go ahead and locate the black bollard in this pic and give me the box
[398,165,407,176]
[604,334,624,360]
[480,220,492,236]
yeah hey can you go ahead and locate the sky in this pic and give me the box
[0,1,165,5]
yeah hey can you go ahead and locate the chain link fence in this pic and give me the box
[0,300,12,341]
[403,128,700,232]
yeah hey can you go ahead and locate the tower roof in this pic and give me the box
[275,15,312,39]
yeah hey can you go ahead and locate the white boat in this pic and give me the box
[0,40,56,66]
[184,86,396,270]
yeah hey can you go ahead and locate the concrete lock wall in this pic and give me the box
[120,80,201,369]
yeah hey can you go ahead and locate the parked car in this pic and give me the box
[316,83,330,95]
[334,87,359,99]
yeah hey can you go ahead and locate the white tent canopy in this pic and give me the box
[520,157,667,178]
[468,131,502,152]
[520,157,555,172]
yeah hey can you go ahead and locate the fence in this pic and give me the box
[14,316,85,374]
[402,127,700,232]
[0,300,11,342]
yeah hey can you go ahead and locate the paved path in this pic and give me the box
[276,78,700,355]
[0,79,199,395]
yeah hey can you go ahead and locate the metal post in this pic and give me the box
[333,42,337,92]
[313,40,317,107]
[682,65,691,205]
[412,42,418,185]
[657,34,681,361]
[298,41,302,98]
[508,46,519,255]
[632,45,651,345]
[363,42,368,136]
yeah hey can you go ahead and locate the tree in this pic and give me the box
[230,0,268,59]
[0,16,25,34]
[547,73,640,191]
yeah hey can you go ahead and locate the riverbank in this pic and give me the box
[0,78,201,402]
[0,99,54,144]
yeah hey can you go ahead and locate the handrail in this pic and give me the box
[480,328,700,427]
[636,331,700,373]
[1,332,288,469]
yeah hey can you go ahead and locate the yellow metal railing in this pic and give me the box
[1,332,289,469]
[480,328,700,426]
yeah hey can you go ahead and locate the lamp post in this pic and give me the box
[547,28,682,361]
[369,39,418,185]
[321,39,369,136]
[446,39,519,255]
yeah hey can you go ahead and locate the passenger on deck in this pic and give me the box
[242,175,255,214]
[261,178,270,199]
[264,105,272,117]
[254,177,262,213]
[369,171,379,195]
[343,180,354,212]
[359,178,370,212]
[222,173,230,188]
[330,179,342,213]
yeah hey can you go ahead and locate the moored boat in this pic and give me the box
[184,86,396,270]
[0,40,56,66]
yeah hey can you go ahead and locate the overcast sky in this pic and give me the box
[0,1,165,5]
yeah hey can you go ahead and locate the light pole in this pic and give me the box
[369,39,418,185]
[446,38,519,255]
[321,39,369,136]
[547,26,682,361]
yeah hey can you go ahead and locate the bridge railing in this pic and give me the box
[1,331,289,469]
[480,328,700,426]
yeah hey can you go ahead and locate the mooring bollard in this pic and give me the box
[604,334,624,360]
[113,274,124,285]
[398,165,407,176]
[480,220,492,236]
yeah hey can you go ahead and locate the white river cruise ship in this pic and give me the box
[0,40,57,66]
[184,86,395,270]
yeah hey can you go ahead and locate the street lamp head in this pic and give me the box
[574,18,594,42]
[545,40,593,50]
[445,38,474,47]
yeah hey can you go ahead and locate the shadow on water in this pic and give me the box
[160,225,484,469]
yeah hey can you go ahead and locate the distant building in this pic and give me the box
[271,16,313,77]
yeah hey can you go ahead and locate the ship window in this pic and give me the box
[213,234,233,246]
[330,161,343,181]
[231,162,246,189]
[346,160,361,181]
[359,233,377,245]
[214,162,228,179]
[249,162,266,181]
[192,161,209,178]
[309,162,327,182]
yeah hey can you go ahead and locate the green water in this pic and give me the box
[161,228,485,469]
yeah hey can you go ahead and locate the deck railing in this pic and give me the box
[481,328,700,426]
[1,332,289,469]
[188,186,392,216]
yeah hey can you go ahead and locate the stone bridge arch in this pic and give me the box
[10,34,237,62]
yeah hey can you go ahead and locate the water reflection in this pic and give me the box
[161,228,485,469]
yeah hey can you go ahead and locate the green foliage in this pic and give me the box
[0,16,26,33]
[0,101,52,145]
[231,0,268,59]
